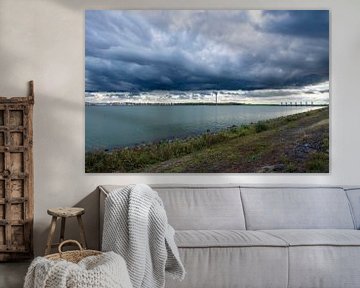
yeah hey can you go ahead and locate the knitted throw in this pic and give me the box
[102,184,185,288]
[24,251,133,288]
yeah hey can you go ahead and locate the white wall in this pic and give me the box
[0,0,359,256]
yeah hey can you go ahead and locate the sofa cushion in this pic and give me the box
[262,229,360,246]
[100,185,246,230]
[165,247,288,288]
[175,230,287,248]
[154,187,246,230]
[345,188,360,229]
[261,230,360,288]
[287,246,360,288]
[241,187,355,230]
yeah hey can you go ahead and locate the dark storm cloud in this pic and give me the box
[261,10,329,39]
[85,10,329,92]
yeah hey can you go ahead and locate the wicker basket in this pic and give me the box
[45,240,102,263]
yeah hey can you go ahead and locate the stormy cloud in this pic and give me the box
[85,10,329,92]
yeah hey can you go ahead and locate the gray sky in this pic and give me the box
[85,10,329,92]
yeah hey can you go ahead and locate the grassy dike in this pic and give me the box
[86,107,329,173]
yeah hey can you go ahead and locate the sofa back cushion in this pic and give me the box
[240,187,355,230]
[345,188,360,229]
[154,186,246,230]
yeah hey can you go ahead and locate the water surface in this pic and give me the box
[85,105,321,151]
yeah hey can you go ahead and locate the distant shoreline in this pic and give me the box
[85,102,328,107]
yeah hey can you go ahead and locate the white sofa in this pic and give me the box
[99,185,360,288]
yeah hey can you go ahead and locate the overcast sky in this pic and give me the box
[85,10,329,92]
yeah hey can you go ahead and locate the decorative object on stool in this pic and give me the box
[24,240,133,288]
[45,207,87,255]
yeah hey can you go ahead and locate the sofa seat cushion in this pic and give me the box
[262,229,360,246]
[166,246,289,288]
[175,230,288,248]
[260,230,360,288]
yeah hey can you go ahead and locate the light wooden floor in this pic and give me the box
[0,261,30,288]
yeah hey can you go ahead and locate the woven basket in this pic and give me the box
[45,240,102,263]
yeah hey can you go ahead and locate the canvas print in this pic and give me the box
[85,10,329,173]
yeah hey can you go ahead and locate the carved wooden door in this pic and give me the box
[0,82,34,261]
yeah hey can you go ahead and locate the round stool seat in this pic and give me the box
[47,207,85,218]
[45,207,87,255]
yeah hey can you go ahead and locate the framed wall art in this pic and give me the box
[85,10,329,173]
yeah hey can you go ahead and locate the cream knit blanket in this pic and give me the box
[102,184,185,288]
[24,251,132,288]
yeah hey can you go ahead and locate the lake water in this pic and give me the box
[85,105,322,152]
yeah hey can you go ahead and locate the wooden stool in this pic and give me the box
[45,207,87,255]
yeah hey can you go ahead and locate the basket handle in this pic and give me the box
[58,240,83,255]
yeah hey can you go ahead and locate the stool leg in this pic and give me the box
[60,217,66,243]
[45,216,57,255]
[77,215,87,249]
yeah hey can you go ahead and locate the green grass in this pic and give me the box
[305,153,329,172]
[86,124,257,172]
[255,121,268,133]
[305,133,329,173]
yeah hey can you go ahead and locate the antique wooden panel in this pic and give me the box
[0,81,34,261]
